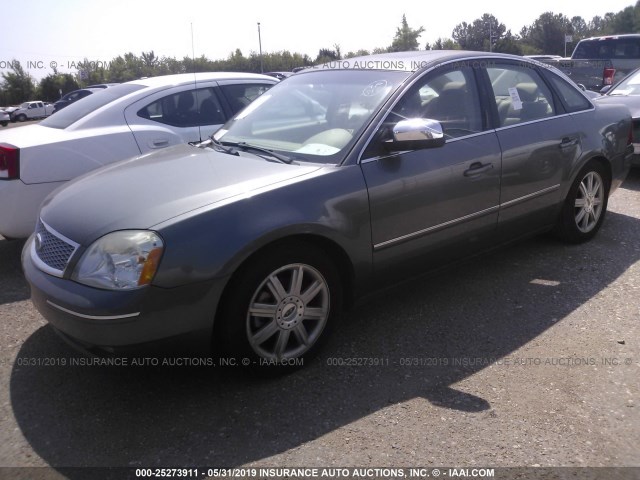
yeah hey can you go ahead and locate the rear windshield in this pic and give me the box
[41,84,146,129]
[573,37,640,60]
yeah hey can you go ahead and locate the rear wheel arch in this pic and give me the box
[555,157,612,243]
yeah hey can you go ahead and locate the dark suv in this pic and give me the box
[52,88,102,113]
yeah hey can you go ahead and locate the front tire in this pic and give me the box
[216,242,341,371]
[16,114,27,122]
[555,160,610,243]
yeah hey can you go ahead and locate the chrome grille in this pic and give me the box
[33,220,77,274]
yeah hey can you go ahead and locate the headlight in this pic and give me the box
[72,231,164,290]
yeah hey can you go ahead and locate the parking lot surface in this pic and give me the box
[0,171,638,473]
[1,119,40,130]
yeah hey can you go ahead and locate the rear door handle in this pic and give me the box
[464,162,493,177]
[559,137,579,149]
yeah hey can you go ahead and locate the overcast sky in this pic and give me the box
[1,0,636,80]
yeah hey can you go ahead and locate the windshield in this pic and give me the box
[20,102,29,108]
[609,68,640,95]
[214,69,410,164]
[41,83,146,129]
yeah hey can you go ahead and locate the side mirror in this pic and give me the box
[600,85,612,94]
[577,84,587,91]
[386,118,445,151]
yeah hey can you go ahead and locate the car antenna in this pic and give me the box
[191,22,204,141]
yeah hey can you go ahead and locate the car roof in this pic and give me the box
[85,83,120,88]
[66,87,102,94]
[126,72,277,88]
[579,34,640,41]
[303,50,527,73]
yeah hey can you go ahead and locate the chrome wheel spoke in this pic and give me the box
[586,174,594,194]
[574,170,604,234]
[293,323,309,346]
[274,330,290,358]
[301,280,323,304]
[251,320,279,345]
[304,307,327,320]
[266,275,287,302]
[290,265,304,296]
[249,303,277,318]
[578,182,588,199]
[247,262,331,360]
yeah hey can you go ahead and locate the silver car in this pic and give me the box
[23,51,633,370]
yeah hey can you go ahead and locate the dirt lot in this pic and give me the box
[0,171,638,477]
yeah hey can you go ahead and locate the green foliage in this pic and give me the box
[39,73,79,102]
[344,49,371,58]
[315,47,341,64]
[520,12,571,56]
[430,38,461,50]
[0,60,36,105]
[452,14,506,51]
[389,14,425,52]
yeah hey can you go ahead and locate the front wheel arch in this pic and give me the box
[212,237,351,367]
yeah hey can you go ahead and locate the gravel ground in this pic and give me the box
[0,119,40,130]
[0,170,638,476]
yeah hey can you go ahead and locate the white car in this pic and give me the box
[0,72,277,238]
[9,101,55,122]
[0,109,9,127]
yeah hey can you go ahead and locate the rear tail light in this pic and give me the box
[603,68,616,86]
[0,143,20,180]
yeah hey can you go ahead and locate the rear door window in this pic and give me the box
[137,87,225,127]
[487,64,556,127]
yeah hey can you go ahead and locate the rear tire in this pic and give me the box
[215,242,342,373]
[554,160,610,243]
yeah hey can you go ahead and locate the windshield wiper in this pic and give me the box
[207,138,239,156]
[221,141,293,164]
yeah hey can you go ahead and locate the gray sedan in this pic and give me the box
[22,51,633,369]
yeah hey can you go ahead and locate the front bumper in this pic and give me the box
[22,236,227,354]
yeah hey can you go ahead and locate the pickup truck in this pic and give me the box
[541,34,640,92]
[10,101,55,122]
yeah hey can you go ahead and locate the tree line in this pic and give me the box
[2,2,639,105]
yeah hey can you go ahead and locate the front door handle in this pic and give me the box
[464,162,493,177]
[150,139,169,148]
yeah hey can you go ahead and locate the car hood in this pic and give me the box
[40,143,323,245]
[595,94,640,118]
